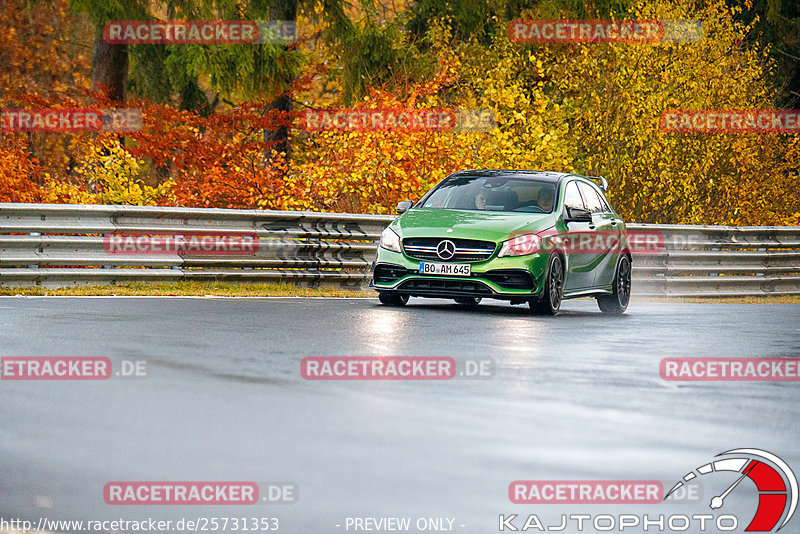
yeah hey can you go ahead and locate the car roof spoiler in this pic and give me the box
[585,175,608,191]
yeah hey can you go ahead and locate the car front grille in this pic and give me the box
[402,238,496,262]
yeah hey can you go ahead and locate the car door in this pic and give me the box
[577,182,618,288]
[561,180,595,291]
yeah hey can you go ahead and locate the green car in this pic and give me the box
[370,170,632,315]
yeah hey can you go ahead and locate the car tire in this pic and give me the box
[378,292,409,306]
[597,255,631,315]
[454,297,482,308]
[530,255,563,316]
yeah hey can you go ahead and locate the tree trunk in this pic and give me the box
[264,92,292,159]
[92,33,128,103]
[264,0,298,162]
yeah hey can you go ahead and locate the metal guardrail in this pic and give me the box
[0,203,389,291]
[1,203,799,297]
[629,225,800,298]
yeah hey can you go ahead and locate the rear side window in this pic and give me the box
[564,182,585,209]
[596,190,612,212]
[577,182,604,213]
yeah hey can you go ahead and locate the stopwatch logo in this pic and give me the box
[665,448,798,532]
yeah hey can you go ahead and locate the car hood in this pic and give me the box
[393,208,556,243]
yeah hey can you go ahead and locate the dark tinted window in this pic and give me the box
[421,175,557,213]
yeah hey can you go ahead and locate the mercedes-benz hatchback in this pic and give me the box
[370,170,632,315]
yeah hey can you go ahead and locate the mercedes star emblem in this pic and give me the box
[436,240,456,260]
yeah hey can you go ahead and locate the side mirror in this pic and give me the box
[397,200,414,214]
[565,206,592,223]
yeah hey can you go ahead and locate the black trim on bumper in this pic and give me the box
[482,269,535,290]
[373,263,412,284]
[396,277,495,298]
[370,264,542,300]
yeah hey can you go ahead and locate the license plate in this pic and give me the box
[418,262,471,276]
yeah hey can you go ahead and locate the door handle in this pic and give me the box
[611,221,618,226]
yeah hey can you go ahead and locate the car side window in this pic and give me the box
[577,182,603,213]
[564,181,585,210]
[596,190,612,213]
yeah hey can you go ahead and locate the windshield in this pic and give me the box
[419,175,557,214]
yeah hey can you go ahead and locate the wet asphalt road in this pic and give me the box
[0,297,799,533]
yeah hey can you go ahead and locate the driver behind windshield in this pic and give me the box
[537,187,555,212]
[474,189,488,210]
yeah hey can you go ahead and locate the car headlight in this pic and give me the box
[379,227,402,253]
[498,233,541,257]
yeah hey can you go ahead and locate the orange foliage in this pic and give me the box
[124,101,299,209]
[0,0,797,228]
[0,0,91,103]
[0,137,42,203]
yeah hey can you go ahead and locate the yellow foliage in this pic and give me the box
[282,0,798,226]
[42,140,174,206]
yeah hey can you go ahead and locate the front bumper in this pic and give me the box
[370,248,548,300]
